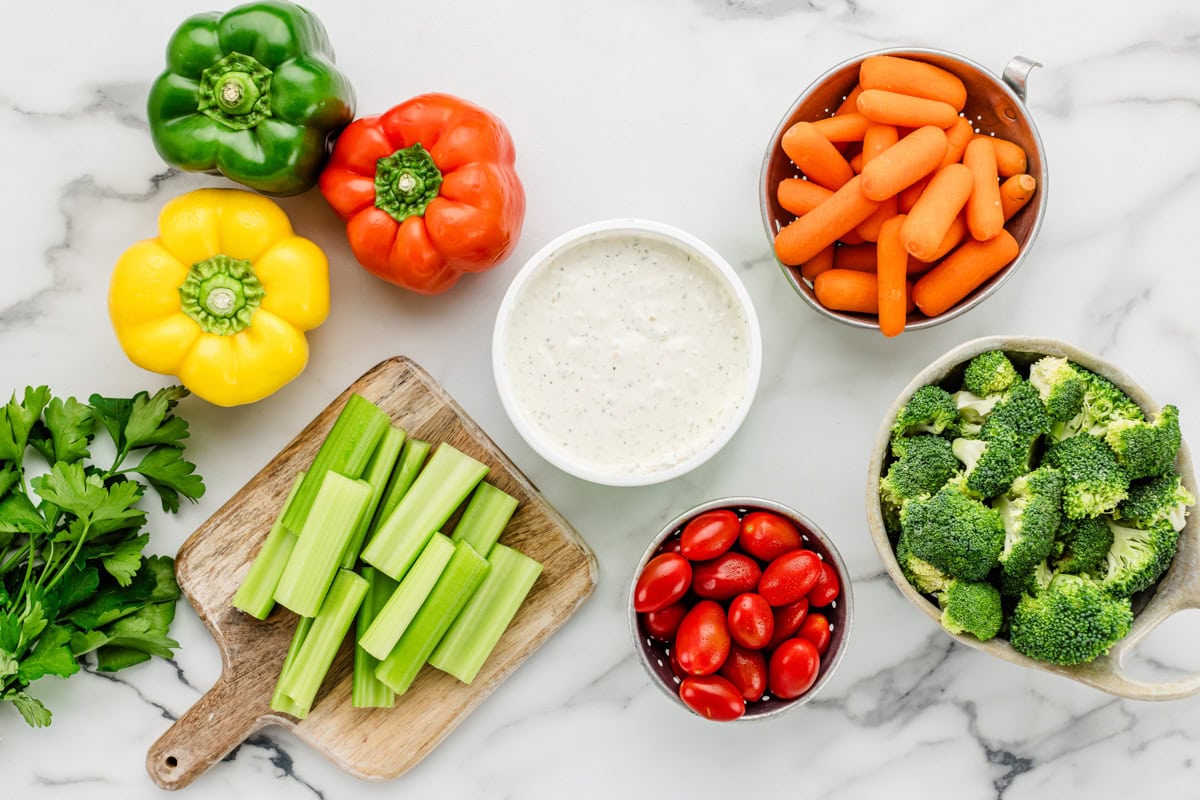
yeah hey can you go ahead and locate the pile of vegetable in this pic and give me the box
[634,507,841,721]
[0,387,204,726]
[772,55,1038,336]
[881,350,1194,665]
[232,393,542,716]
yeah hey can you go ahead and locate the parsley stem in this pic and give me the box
[43,523,89,595]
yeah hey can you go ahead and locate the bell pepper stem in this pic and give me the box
[374,143,443,223]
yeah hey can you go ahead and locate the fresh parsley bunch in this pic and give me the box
[0,386,205,727]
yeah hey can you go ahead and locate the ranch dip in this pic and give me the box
[502,230,752,478]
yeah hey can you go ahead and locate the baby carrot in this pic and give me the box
[877,214,909,337]
[897,174,932,213]
[849,152,864,173]
[854,123,901,240]
[799,244,836,282]
[840,228,866,245]
[975,134,1027,176]
[860,126,948,201]
[963,138,1004,241]
[860,55,968,111]
[941,117,974,168]
[856,89,958,129]
[1000,174,1038,220]
[777,178,834,216]
[833,243,877,271]
[834,83,864,116]
[902,163,973,261]
[773,175,881,265]
[912,229,1019,317]
[814,269,916,315]
[916,213,967,265]
[813,113,871,142]
[781,121,855,190]
[814,269,879,314]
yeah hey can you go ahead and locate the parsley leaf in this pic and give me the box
[95,645,151,672]
[123,387,191,450]
[7,691,51,727]
[101,533,148,587]
[17,625,79,683]
[74,602,179,661]
[31,397,94,465]
[0,464,18,501]
[31,464,143,532]
[5,387,50,456]
[0,492,50,534]
[129,447,205,512]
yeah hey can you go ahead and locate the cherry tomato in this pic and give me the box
[719,645,768,702]
[797,612,832,655]
[693,553,761,601]
[642,602,688,641]
[657,537,683,556]
[808,561,841,607]
[767,597,809,648]
[768,638,821,700]
[679,509,740,561]
[758,550,821,606]
[674,600,731,676]
[739,511,803,561]
[679,675,745,721]
[726,592,774,649]
[634,553,692,613]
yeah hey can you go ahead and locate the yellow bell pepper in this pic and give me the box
[109,188,330,406]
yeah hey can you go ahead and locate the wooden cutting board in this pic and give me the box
[146,357,598,790]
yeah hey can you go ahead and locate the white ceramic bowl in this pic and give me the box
[492,219,762,486]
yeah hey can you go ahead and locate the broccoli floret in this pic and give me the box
[952,427,1026,499]
[1028,356,1086,423]
[1050,368,1144,441]
[1043,434,1129,519]
[880,435,959,533]
[1094,518,1179,598]
[1104,404,1182,481]
[953,390,1001,432]
[1052,516,1113,575]
[995,467,1063,592]
[962,351,1019,397]
[1008,573,1132,665]
[895,530,953,594]
[981,379,1051,443]
[899,484,1005,582]
[1001,557,1056,598]
[1115,470,1196,531]
[938,579,1003,641]
[892,384,960,441]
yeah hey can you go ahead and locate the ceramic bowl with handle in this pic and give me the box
[865,335,1200,699]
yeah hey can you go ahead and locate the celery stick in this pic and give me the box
[277,569,368,716]
[429,544,543,684]
[368,437,431,538]
[232,472,306,619]
[339,425,406,570]
[282,393,389,534]
[362,444,489,580]
[274,473,372,617]
[374,541,489,695]
[269,616,313,718]
[352,567,398,708]
[451,482,518,557]
[359,534,455,660]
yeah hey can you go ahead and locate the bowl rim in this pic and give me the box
[758,46,1049,331]
[628,496,855,721]
[865,335,1200,699]
[491,218,763,487]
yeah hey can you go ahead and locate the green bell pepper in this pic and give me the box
[147,0,355,196]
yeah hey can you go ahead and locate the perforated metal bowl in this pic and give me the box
[759,49,1047,330]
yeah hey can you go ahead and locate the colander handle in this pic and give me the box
[1002,56,1042,102]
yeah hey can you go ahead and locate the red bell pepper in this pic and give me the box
[319,94,525,294]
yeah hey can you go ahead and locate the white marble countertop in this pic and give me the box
[4,0,1200,797]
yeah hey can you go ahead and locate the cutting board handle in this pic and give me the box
[146,672,269,790]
